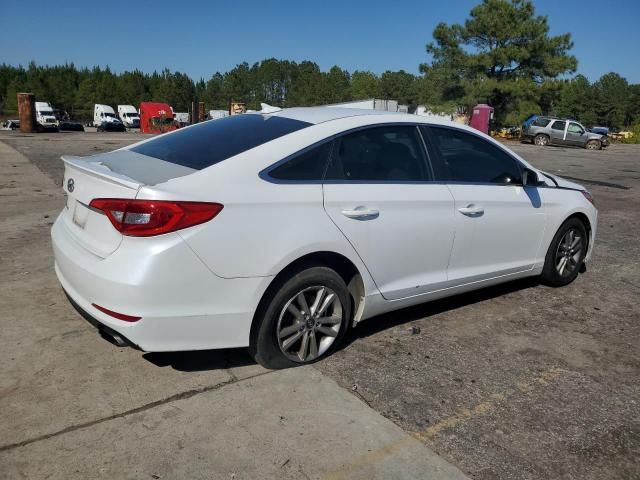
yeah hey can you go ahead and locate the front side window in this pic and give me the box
[269,142,332,180]
[130,114,311,170]
[426,127,522,184]
[325,126,428,181]
[568,122,584,134]
[551,120,566,131]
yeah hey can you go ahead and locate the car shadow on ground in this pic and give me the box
[142,347,255,372]
[340,276,542,349]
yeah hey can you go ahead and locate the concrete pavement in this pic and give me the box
[0,138,468,479]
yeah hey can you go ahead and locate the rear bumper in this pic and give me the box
[52,213,272,352]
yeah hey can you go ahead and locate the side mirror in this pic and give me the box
[522,169,541,186]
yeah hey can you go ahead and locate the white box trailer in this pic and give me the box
[208,110,229,120]
[174,112,190,126]
[326,98,402,112]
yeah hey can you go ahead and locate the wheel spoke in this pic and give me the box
[558,256,568,275]
[570,236,581,249]
[316,325,338,337]
[317,293,336,317]
[308,331,318,359]
[281,330,303,351]
[297,292,310,315]
[298,331,310,361]
[287,303,303,321]
[309,287,326,316]
[317,315,341,325]
[279,323,301,339]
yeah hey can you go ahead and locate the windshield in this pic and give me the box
[125,113,138,118]
[151,117,175,126]
[130,114,311,170]
[104,112,116,118]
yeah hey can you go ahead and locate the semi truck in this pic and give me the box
[94,104,125,131]
[35,102,59,131]
[117,105,140,128]
[139,102,176,134]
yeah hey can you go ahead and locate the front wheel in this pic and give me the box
[586,140,601,150]
[250,266,351,369]
[541,218,587,286]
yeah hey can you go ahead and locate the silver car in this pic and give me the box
[523,117,609,150]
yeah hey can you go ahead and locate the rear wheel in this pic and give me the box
[541,218,587,286]
[534,134,549,146]
[250,266,351,369]
[586,140,601,150]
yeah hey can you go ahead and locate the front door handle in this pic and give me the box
[458,204,484,216]
[341,206,379,219]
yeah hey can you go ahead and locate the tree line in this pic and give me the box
[0,61,420,121]
[0,1,638,129]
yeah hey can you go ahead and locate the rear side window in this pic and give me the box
[533,118,551,127]
[269,142,332,180]
[325,126,429,181]
[130,114,311,170]
[426,127,522,184]
[551,120,566,131]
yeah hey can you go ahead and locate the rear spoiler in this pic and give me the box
[61,155,143,190]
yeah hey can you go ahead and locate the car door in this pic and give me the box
[322,125,456,300]
[422,126,547,286]
[549,120,567,145]
[566,122,587,147]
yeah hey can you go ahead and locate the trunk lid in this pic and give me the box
[61,154,142,257]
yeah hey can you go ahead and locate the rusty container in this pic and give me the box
[17,93,37,133]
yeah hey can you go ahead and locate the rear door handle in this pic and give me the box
[458,204,484,216]
[341,207,379,219]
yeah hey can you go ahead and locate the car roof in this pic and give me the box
[268,106,461,128]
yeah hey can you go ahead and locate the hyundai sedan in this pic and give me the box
[52,107,597,368]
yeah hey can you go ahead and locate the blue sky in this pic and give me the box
[2,0,639,83]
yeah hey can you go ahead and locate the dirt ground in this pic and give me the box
[0,130,638,479]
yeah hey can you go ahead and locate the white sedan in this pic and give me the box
[52,107,597,368]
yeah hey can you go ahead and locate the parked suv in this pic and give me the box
[522,117,608,150]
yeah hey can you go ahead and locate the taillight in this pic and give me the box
[89,199,223,237]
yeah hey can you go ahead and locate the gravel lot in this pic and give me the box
[1,130,638,479]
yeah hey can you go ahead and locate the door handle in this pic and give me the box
[341,206,379,219]
[458,204,484,216]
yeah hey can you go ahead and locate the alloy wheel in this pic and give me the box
[276,286,343,363]
[535,135,548,146]
[555,228,583,277]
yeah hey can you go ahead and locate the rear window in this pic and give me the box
[130,114,311,170]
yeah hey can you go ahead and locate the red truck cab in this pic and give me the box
[139,102,177,134]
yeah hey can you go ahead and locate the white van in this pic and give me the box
[117,105,140,128]
[35,102,59,131]
[94,104,125,131]
[208,110,229,121]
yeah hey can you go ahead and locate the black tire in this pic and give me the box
[534,134,549,146]
[541,218,588,287]
[250,266,351,369]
